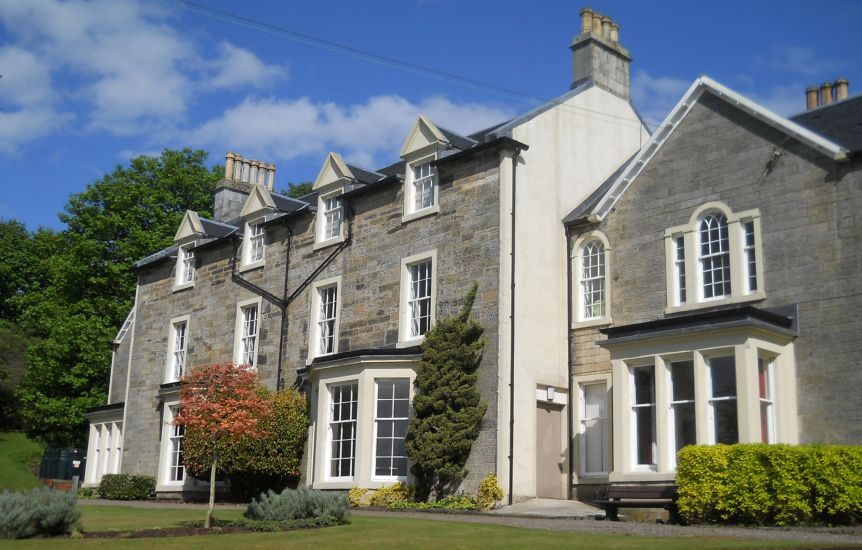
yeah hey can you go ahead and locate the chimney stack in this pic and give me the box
[214,151,278,221]
[571,7,632,100]
[805,78,850,110]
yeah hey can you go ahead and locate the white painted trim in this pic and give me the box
[307,275,343,365]
[164,314,190,383]
[314,190,347,249]
[174,210,204,241]
[591,76,849,222]
[157,401,187,491]
[573,374,612,482]
[571,231,612,326]
[370,377,412,483]
[398,249,438,346]
[233,297,262,368]
[400,114,448,158]
[239,217,266,272]
[313,152,354,191]
[240,183,276,218]
[402,153,440,223]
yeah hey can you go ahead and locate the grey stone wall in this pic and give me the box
[213,179,251,222]
[109,332,131,404]
[121,149,503,489]
[569,92,862,444]
[570,35,630,100]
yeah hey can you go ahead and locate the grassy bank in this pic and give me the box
[0,432,43,491]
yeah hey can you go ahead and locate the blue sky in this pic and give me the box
[2,0,860,230]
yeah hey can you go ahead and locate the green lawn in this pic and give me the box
[1,505,855,549]
[0,432,44,491]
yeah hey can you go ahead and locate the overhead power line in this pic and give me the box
[176,0,653,129]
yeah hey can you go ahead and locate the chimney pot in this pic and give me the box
[224,152,235,179]
[579,7,593,34]
[835,78,849,101]
[820,82,834,105]
[591,12,603,33]
[233,154,243,180]
[601,15,612,39]
[610,22,619,42]
[805,86,819,110]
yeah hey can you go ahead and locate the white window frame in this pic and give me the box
[164,315,190,383]
[174,242,195,290]
[233,298,261,368]
[371,378,411,482]
[758,356,776,444]
[664,202,764,313]
[314,191,346,250]
[308,276,342,363]
[402,154,440,223]
[326,381,359,482]
[158,403,185,487]
[572,231,612,327]
[398,249,437,346]
[666,356,696,469]
[705,353,739,445]
[241,218,266,271]
[578,380,610,477]
[629,363,658,471]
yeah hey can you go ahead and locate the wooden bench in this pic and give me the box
[594,484,678,521]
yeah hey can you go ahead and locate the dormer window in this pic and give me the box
[174,243,195,289]
[322,194,343,240]
[243,220,265,268]
[400,115,448,223]
[412,161,436,211]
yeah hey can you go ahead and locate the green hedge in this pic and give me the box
[677,444,862,525]
[0,488,80,539]
[97,474,155,500]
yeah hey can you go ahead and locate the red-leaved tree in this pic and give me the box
[174,363,271,528]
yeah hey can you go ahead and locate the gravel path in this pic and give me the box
[353,509,862,546]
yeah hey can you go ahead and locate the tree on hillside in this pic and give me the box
[16,149,221,446]
[405,283,487,501]
[174,363,271,528]
[282,181,313,199]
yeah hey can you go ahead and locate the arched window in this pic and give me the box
[580,240,606,320]
[698,213,731,299]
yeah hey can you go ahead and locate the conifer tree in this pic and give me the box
[405,283,487,500]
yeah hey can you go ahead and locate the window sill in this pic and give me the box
[238,260,265,273]
[571,316,612,330]
[609,470,676,483]
[313,234,346,251]
[312,480,354,490]
[172,281,194,292]
[664,291,765,315]
[401,204,440,224]
[396,337,424,349]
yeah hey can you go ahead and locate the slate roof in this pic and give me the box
[270,192,310,213]
[345,164,385,184]
[790,94,862,154]
[199,217,238,237]
[438,126,478,151]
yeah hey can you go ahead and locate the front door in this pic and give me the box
[536,402,563,499]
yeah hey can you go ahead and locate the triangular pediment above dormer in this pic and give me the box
[312,152,354,191]
[174,210,204,242]
[240,184,277,218]
[400,115,449,158]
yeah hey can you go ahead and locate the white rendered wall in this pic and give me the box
[496,86,649,500]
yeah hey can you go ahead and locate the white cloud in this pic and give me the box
[184,95,514,169]
[0,107,74,156]
[207,42,287,90]
[631,70,691,128]
[753,45,843,78]
[0,0,286,145]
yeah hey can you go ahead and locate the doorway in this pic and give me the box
[536,402,563,499]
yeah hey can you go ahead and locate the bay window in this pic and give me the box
[374,379,410,478]
[631,365,656,469]
[329,383,358,480]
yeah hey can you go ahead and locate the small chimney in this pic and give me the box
[570,8,631,100]
[820,82,834,106]
[215,151,278,221]
[835,78,849,101]
[805,87,819,110]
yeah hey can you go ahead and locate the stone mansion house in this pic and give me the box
[84,10,862,503]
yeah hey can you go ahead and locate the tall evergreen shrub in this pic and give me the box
[405,283,487,500]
